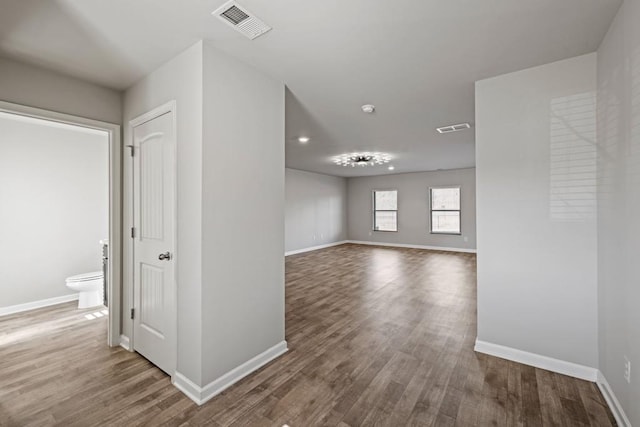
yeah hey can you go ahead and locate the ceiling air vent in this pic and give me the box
[213,1,272,40]
[221,6,250,25]
[436,123,472,134]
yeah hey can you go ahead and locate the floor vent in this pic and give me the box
[213,1,272,40]
[436,123,472,134]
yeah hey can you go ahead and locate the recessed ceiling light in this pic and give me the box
[361,104,375,114]
[388,166,395,171]
[436,123,471,134]
[298,136,310,143]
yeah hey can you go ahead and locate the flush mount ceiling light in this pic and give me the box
[436,122,472,134]
[333,152,391,167]
[297,136,310,143]
[361,104,375,114]
[388,166,395,171]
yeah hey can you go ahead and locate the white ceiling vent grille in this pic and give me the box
[213,1,272,40]
[436,123,472,134]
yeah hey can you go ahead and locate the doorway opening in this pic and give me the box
[0,101,122,346]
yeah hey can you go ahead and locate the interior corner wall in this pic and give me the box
[0,56,121,124]
[285,168,348,253]
[597,0,640,423]
[475,53,598,368]
[347,168,477,251]
[123,41,204,384]
[201,42,285,385]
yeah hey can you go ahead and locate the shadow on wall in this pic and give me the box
[549,91,597,222]
[0,0,144,84]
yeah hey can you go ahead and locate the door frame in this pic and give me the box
[0,100,122,347]
[125,100,178,376]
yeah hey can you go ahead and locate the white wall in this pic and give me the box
[124,40,286,392]
[0,56,121,124]
[0,113,108,308]
[597,0,640,423]
[123,41,204,384]
[347,168,476,250]
[475,54,598,368]
[285,168,347,253]
[201,42,285,385]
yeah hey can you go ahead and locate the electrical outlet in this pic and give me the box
[463,236,468,242]
[624,356,631,384]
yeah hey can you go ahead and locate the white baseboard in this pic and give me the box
[284,240,477,256]
[0,293,79,316]
[597,370,632,427]
[172,372,202,404]
[474,339,598,381]
[173,340,288,405]
[119,335,131,351]
[285,240,349,256]
[347,240,477,254]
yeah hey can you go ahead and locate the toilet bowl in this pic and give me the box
[66,271,104,309]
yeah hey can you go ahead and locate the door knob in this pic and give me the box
[158,252,172,261]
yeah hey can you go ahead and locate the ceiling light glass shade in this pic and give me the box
[333,152,392,167]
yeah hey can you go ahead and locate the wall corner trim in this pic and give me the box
[347,240,477,254]
[173,340,288,406]
[172,372,202,404]
[0,294,79,317]
[474,339,598,381]
[119,335,131,351]
[285,241,349,256]
[597,370,632,427]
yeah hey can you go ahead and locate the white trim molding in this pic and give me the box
[474,339,598,382]
[171,372,203,404]
[173,340,288,405]
[597,371,632,427]
[119,335,131,351]
[284,241,477,256]
[285,241,349,256]
[0,294,79,317]
[0,100,122,348]
[347,240,477,254]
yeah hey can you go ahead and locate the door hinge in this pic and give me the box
[130,308,135,320]
[131,227,136,238]
[126,145,135,156]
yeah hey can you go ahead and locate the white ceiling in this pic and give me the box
[0,0,622,177]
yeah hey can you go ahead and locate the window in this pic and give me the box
[373,190,397,231]
[430,187,461,234]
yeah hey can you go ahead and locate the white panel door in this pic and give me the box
[132,108,175,375]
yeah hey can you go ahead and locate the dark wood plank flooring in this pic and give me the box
[0,244,615,426]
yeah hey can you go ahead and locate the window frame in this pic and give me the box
[429,186,462,235]
[372,189,398,232]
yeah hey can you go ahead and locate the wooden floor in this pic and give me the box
[0,244,615,426]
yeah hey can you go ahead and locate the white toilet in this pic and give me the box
[66,271,104,309]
